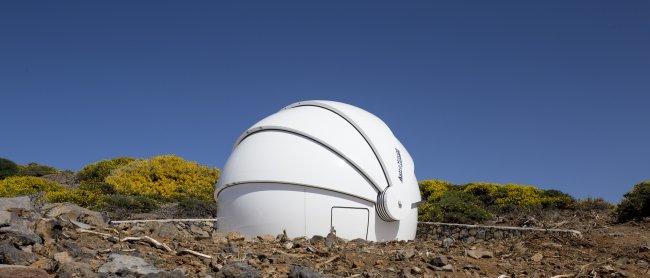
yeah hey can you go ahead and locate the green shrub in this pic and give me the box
[437,190,491,223]
[418,179,453,222]
[541,189,576,209]
[0,176,63,197]
[0,158,19,179]
[463,182,500,206]
[77,157,137,184]
[102,194,160,213]
[77,182,117,195]
[616,181,650,222]
[419,189,491,223]
[105,155,220,203]
[18,163,58,177]
[576,197,613,211]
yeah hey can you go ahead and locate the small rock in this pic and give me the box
[57,261,98,278]
[216,262,261,278]
[257,234,276,242]
[351,259,365,268]
[210,258,223,272]
[156,222,180,238]
[98,253,165,275]
[222,242,239,253]
[226,232,245,242]
[53,251,73,264]
[411,267,423,274]
[602,265,615,272]
[212,233,228,244]
[429,255,447,267]
[476,230,486,239]
[283,241,294,250]
[0,265,51,278]
[309,235,325,244]
[190,225,210,238]
[34,218,61,244]
[441,237,454,248]
[325,229,338,248]
[531,252,543,262]
[288,265,327,278]
[398,268,415,278]
[30,257,56,271]
[441,264,453,272]
[466,249,493,259]
[395,249,416,261]
[462,264,480,270]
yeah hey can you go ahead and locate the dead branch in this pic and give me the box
[177,248,212,259]
[316,255,340,268]
[77,228,120,242]
[121,236,174,253]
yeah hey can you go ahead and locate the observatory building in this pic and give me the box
[215,100,421,241]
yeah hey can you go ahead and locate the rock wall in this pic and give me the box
[416,222,581,242]
[111,219,582,243]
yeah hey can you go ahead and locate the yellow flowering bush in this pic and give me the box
[0,176,64,197]
[419,179,452,201]
[463,182,500,205]
[105,155,220,203]
[44,189,105,208]
[418,179,453,221]
[77,157,137,184]
[494,184,544,208]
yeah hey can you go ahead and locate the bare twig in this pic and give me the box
[121,236,174,253]
[272,248,304,258]
[77,228,120,242]
[316,255,339,268]
[177,248,212,259]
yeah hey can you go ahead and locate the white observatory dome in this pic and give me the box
[215,100,421,241]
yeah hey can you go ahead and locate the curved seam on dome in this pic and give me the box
[284,102,393,191]
[232,126,382,194]
[216,180,376,203]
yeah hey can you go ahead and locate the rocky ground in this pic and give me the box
[0,196,648,277]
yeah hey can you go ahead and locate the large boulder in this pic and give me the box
[0,265,52,278]
[42,203,106,228]
[98,254,168,276]
[0,241,38,265]
[216,262,260,278]
[0,197,41,245]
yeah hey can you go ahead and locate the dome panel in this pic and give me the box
[217,130,378,202]
[238,105,389,191]
[285,100,409,189]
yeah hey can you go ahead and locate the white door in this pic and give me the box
[331,207,369,240]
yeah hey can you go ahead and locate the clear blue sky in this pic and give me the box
[1,1,648,202]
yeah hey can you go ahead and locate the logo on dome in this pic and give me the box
[395,148,403,183]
